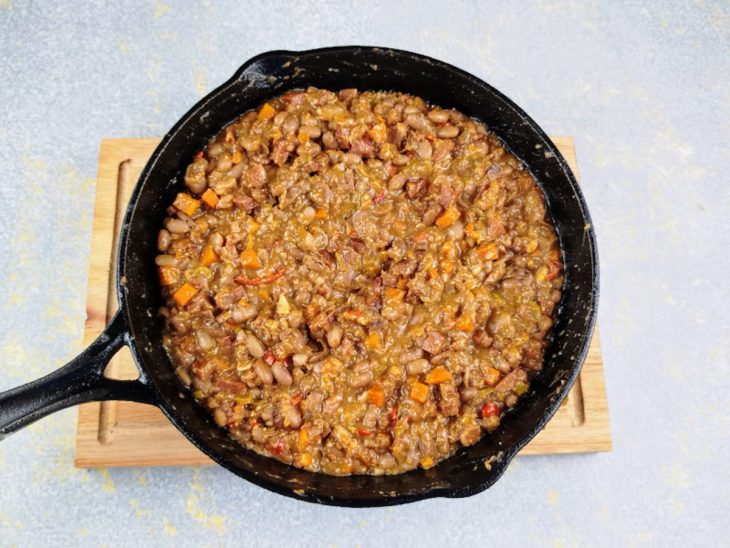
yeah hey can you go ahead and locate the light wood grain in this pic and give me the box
[75,136,610,468]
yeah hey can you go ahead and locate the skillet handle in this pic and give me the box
[0,309,157,439]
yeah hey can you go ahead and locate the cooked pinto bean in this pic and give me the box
[157,229,171,252]
[245,334,265,358]
[271,362,293,386]
[160,88,562,476]
[254,360,274,385]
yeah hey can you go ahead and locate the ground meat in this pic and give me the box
[421,331,447,355]
[158,87,563,476]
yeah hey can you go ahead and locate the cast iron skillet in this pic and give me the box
[0,47,598,506]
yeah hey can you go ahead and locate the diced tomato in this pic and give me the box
[481,402,501,418]
[357,428,372,437]
[263,351,276,366]
[269,439,285,455]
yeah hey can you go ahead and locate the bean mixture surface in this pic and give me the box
[157,87,563,475]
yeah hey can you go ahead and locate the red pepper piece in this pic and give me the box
[234,269,287,286]
[481,402,501,418]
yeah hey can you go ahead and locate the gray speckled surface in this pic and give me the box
[1,1,728,546]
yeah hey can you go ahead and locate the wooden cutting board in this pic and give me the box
[75,137,611,468]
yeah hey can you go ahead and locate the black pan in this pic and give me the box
[0,47,598,506]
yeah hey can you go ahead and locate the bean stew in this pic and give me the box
[157,87,563,475]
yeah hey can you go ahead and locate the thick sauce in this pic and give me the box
[157,87,563,475]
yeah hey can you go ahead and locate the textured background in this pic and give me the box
[1,1,728,546]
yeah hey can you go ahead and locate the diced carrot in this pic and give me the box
[158,266,179,286]
[483,366,501,387]
[173,193,201,217]
[425,366,452,385]
[298,427,309,449]
[435,206,460,228]
[173,282,197,307]
[231,150,243,164]
[296,453,313,468]
[383,287,405,302]
[366,385,385,407]
[342,309,364,321]
[364,332,382,351]
[440,258,456,274]
[455,315,474,333]
[201,188,219,208]
[428,268,440,280]
[240,249,261,270]
[257,102,276,121]
[297,131,309,144]
[464,222,476,237]
[410,382,429,403]
[412,229,429,244]
[441,240,455,256]
[200,245,218,267]
[369,123,387,143]
[476,243,499,260]
[315,207,328,220]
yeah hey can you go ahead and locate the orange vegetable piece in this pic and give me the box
[477,243,499,261]
[455,315,474,332]
[383,287,405,302]
[483,366,501,387]
[158,266,179,286]
[173,282,197,307]
[435,206,460,228]
[342,309,364,321]
[369,123,387,143]
[201,188,219,208]
[257,102,276,121]
[298,427,309,449]
[425,366,452,385]
[200,245,218,267]
[364,332,382,351]
[297,131,309,144]
[315,207,328,220]
[173,192,201,217]
[410,382,429,403]
[240,249,261,270]
[366,384,385,407]
[296,453,313,468]
[440,258,456,274]
[231,150,243,164]
[420,456,435,469]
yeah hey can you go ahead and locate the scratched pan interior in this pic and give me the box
[120,46,599,506]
